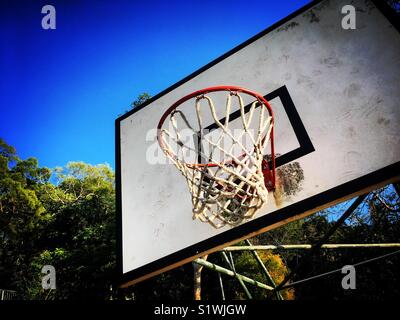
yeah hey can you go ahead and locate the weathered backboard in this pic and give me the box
[116,0,400,287]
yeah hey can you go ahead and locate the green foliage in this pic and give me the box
[225,250,294,300]
[0,139,115,299]
[0,139,50,297]
[130,92,151,109]
[39,162,116,299]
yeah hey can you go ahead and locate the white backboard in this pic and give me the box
[116,0,400,286]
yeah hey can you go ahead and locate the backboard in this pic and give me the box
[116,0,400,287]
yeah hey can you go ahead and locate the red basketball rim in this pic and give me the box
[156,86,276,190]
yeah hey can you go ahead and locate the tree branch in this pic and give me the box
[373,192,400,212]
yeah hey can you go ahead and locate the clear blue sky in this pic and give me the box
[0,0,310,169]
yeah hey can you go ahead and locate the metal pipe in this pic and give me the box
[274,194,368,292]
[279,249,400,290]
[217,272,225,300]
[224,243,400,251]
[244,239,284,300]
[221,252,252,299]
[194,258,274,291]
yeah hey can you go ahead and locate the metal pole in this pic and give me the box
[218,272,226,300]
[194,258,274,291]
[274,194,368,292]
[221,252,252,299]
[279,249,400,290]
[224,243,400,251]
[245,239,284,300]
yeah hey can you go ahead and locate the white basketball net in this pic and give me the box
[159,90,274,228]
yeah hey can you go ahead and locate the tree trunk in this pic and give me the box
[193,255,208,300]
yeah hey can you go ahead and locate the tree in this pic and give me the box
[0,139,51,296]
[0,139,116,299]
[35,162,116,299]
[131,93,151,109]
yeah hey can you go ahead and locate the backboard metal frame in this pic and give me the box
[115,0,400,287]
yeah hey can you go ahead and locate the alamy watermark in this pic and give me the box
[341,5,356,30]
[41,265,56,290]
[41,5,56,30]
[341,265,356,290]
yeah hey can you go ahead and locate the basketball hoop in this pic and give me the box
[157,86,275,228]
